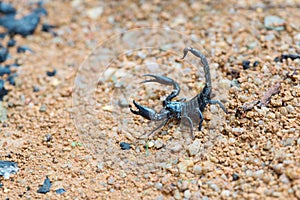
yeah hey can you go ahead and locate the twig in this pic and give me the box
[235,83,281,117]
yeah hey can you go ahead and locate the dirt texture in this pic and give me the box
[0,0,300,199]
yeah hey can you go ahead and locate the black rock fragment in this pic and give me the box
[242,60,251,70]
[42,23,56,32]
[33,85,40,92]
[7,74,17,86]
[55,188,66,194]
[253,60,259,67]
[37,176,52,194]
[46,69,56,77]
[232,173,240,181]
[0,79,8,100]
[274,54,300,62]
[0,47,8,63]
[0,8,46,37]
[120,142,131,150]
[7,39,16,47]
[17,46,33,53]
[0,66,11,76]
[0,160,19,179]
[0,2,16,15]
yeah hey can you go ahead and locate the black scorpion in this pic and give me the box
[130,47,228,139]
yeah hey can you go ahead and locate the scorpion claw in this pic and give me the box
[130,100,156,121]
[141,74,174,86]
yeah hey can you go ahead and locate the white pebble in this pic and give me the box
[193,165,202,175]
[184,190,191,199]
[232,127,244,133]
[188,139,201,156]
[87,7,104,19]
[221,190,231,197]
[286,105,295,113]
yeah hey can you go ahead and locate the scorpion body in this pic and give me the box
[130,47,227,139]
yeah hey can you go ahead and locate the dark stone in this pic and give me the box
[0,79,8,100]
[33,85,40,92]
[0,67,11,76]
[37,176,52,194]
[55,188,66,194]
[0,47,8,63]
[0,33,6,39]
[7,74,16,85]
[0,9,43,37]
[232,173,239,181]
[120,142,131,150]
[0,2,16,15]
[42,23,56,32]
[274,54,300,62]
[46,69,57,77]
[253,61,259,67]
[7,39,16,47]
[242,60,251,70]
[17,46,33,53]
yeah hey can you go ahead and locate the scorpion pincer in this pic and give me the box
[130,47,228,139]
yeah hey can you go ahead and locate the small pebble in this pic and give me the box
[44,134,52,142]
[286,105,295,113]
[39,104,47,112]
[55,188,66,194]
[221,190,231,197]
[33,86,40,92]
[7,39,16,47]
[253,61,259,67]
[86,7,104,19]
[188,139,201,156]
[0,47,8,63]
[193,165,202,175]
[178,160,193,173]
[279,174,290,184]
[238,95,249,103]
[232,127,244,134]
[37,176,52,194]
[173,189,181,200]
[242,60,251,70]
[154,139,164,149]
[264,15,285,31]
[169,142,182,153]
[232,173,239,181]
[46,69,57,77]
[154,195,164,200]
[279,107,288,116]
[155,182,163,190]
[107,176,114,185]
[254,169,264,179]
[263,140,272,151]
[283,138,294,147]
[17,46,33,53]
[184,190,191,199]
[120,142,131,150]
[208,182,220,192]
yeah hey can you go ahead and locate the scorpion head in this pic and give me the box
[165,101,182,119]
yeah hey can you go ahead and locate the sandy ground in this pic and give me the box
[0,0,299,199]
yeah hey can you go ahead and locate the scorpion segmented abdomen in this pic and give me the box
[181,96,200,117]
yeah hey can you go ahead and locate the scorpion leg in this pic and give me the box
[142,74,180,102]
[141,118,170,138]
[182,116,195,139]
[197,109,204,131]
[207,100,228,114]
[130,100,169,121]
